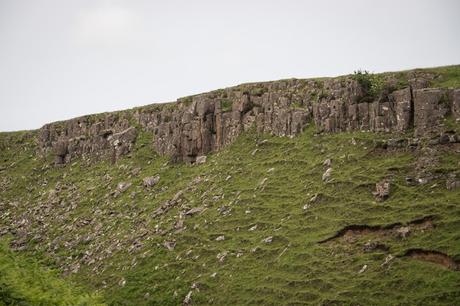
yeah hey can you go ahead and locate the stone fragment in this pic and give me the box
[358,264,368,274]
[381,254,394,267]
[183,291,193,305]
[117,182,132,193]
[143,175,160,187]
[216,251,228,262]
[164,241,176,251]
[396,226,410,239]
[372,180,390,201]
[262,236,273,244]
[195,156,207,164]
[185,207,204,216]
[322,168,333,182]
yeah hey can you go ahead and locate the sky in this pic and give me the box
[0,0,459,131]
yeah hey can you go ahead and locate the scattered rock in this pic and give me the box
[164,241,176,251]
[309,193,320,203]
[249,225,258,231]
[262,236,273,244]
[195,156,207,165]
[216,251,228,263]
[210,272,217,278]
[358,264,368,274]
[323,159,332,167]
[363,241,389,253]
[381,254,394,267]
[175,216,184,230]
[117,182,132,193]
[396,226,410,239]
[118,278,126,287]
[185,207,204,216]
[372,180,390,201]
[322,168,333,182]
[183,291,193,305]
[215,235,225,241]
[143,175,160,187]
[131,167,141,176]
[417,177,429,185]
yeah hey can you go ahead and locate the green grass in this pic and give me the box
[0,239,104,306]
[1,125,460,305]
[426,65,460,88]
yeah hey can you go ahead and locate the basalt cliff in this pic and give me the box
[38,69,460,165]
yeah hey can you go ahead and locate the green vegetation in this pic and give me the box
[427,65,460,88]
[221,99,233,112]
[352,70,385,100]
[178,96,193,106]
[0,240,104,306]
[1,124,460,305]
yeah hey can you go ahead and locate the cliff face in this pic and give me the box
[37,70,460,165]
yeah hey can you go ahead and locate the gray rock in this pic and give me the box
[185,207,204,216]
[195,155,207,164]
[183,291,192,305]
[322,168,333,182]
[143,175,160,187]
[117,182,132,193]
[262,236,273,244]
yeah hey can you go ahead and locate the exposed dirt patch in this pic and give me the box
[318,215,435,244]
[403,249,459,271]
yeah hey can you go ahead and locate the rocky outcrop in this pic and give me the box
[38,112,136,164]
[37,72,460,165]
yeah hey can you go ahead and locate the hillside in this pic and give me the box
[1,65,460,305]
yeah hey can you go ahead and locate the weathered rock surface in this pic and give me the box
[36,73,460,164]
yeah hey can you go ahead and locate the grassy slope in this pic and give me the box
[0,240,104,306]
[1,125,460,305]
[1,65,460,305]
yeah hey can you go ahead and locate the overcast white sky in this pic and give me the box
[1,0,459,131]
